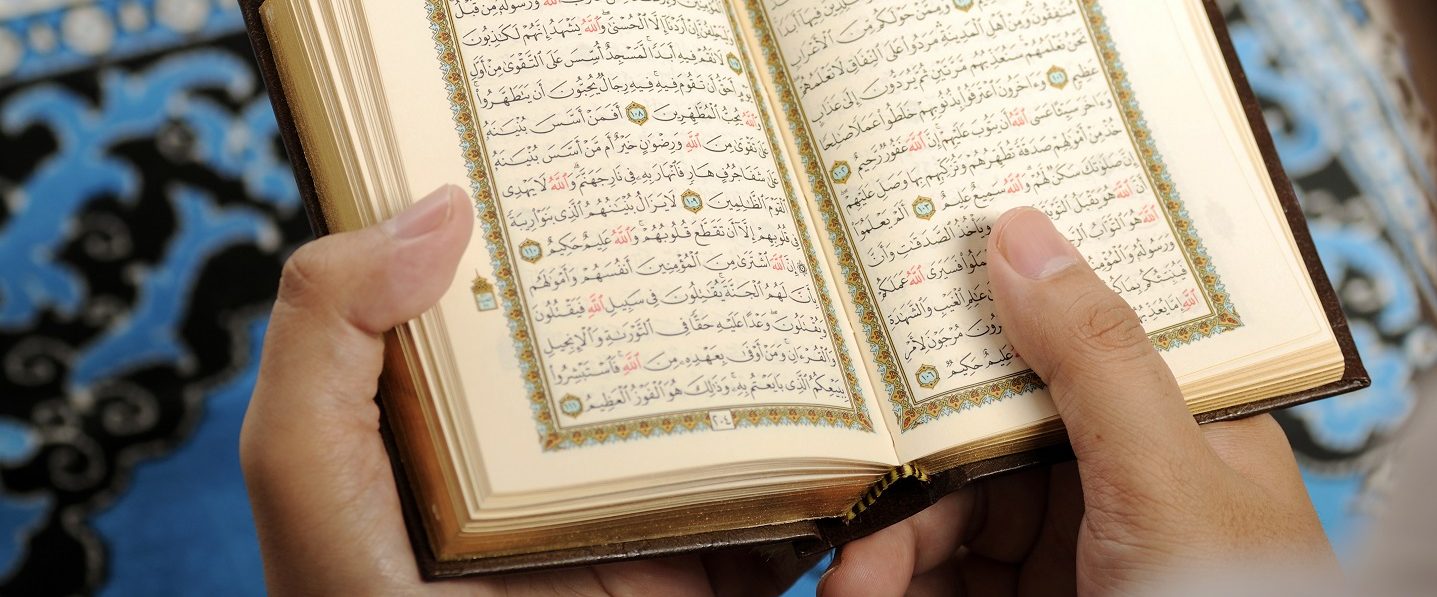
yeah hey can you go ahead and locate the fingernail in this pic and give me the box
[382,185,458,240]
[994,208,1078,279]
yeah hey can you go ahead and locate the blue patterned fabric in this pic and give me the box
[0,0,1429,595]
[1226,0,1437,555]
[0,2,299,594]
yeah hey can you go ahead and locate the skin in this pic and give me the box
[818,208,1336,596]
[239,186,816,596]
[241,188,1335,596]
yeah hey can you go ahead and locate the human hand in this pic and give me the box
[819,208,1336,596]
[239,185,814,596]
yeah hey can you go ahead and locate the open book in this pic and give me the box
[242,0,1367,577]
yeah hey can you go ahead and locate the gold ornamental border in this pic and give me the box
[743,0,1243,431]
[424,0,875,451]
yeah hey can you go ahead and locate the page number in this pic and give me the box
[709,410,736,430]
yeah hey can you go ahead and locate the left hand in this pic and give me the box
[239,184,816,596]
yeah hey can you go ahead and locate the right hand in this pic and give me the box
[820,207,1336,595]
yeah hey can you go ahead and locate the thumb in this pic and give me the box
[240,185,472,589]
[249,184,473,420]
[985,207,1209,490]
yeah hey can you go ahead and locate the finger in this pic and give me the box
[964,466,1048,563]
[240,185,473,591]
[1015,462,1082,596]
[702,544,826,597]
[1200,415,1307,497]
[251,184,472,420]
[818,489,976,597]
[905,555,965,597]
[578,556,713,597]
[986,207,1210,489]
[957,552,1015,597]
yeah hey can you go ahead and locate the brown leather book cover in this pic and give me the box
[239,0,1370,579]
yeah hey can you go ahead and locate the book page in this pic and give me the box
[355,0,902,497]
[740,0,1334,459]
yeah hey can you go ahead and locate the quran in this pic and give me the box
[241,0,1368,577]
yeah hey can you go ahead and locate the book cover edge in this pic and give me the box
[237,0,1370,578]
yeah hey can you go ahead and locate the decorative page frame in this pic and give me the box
[743,0,1242,431]
[425,0,876,450]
